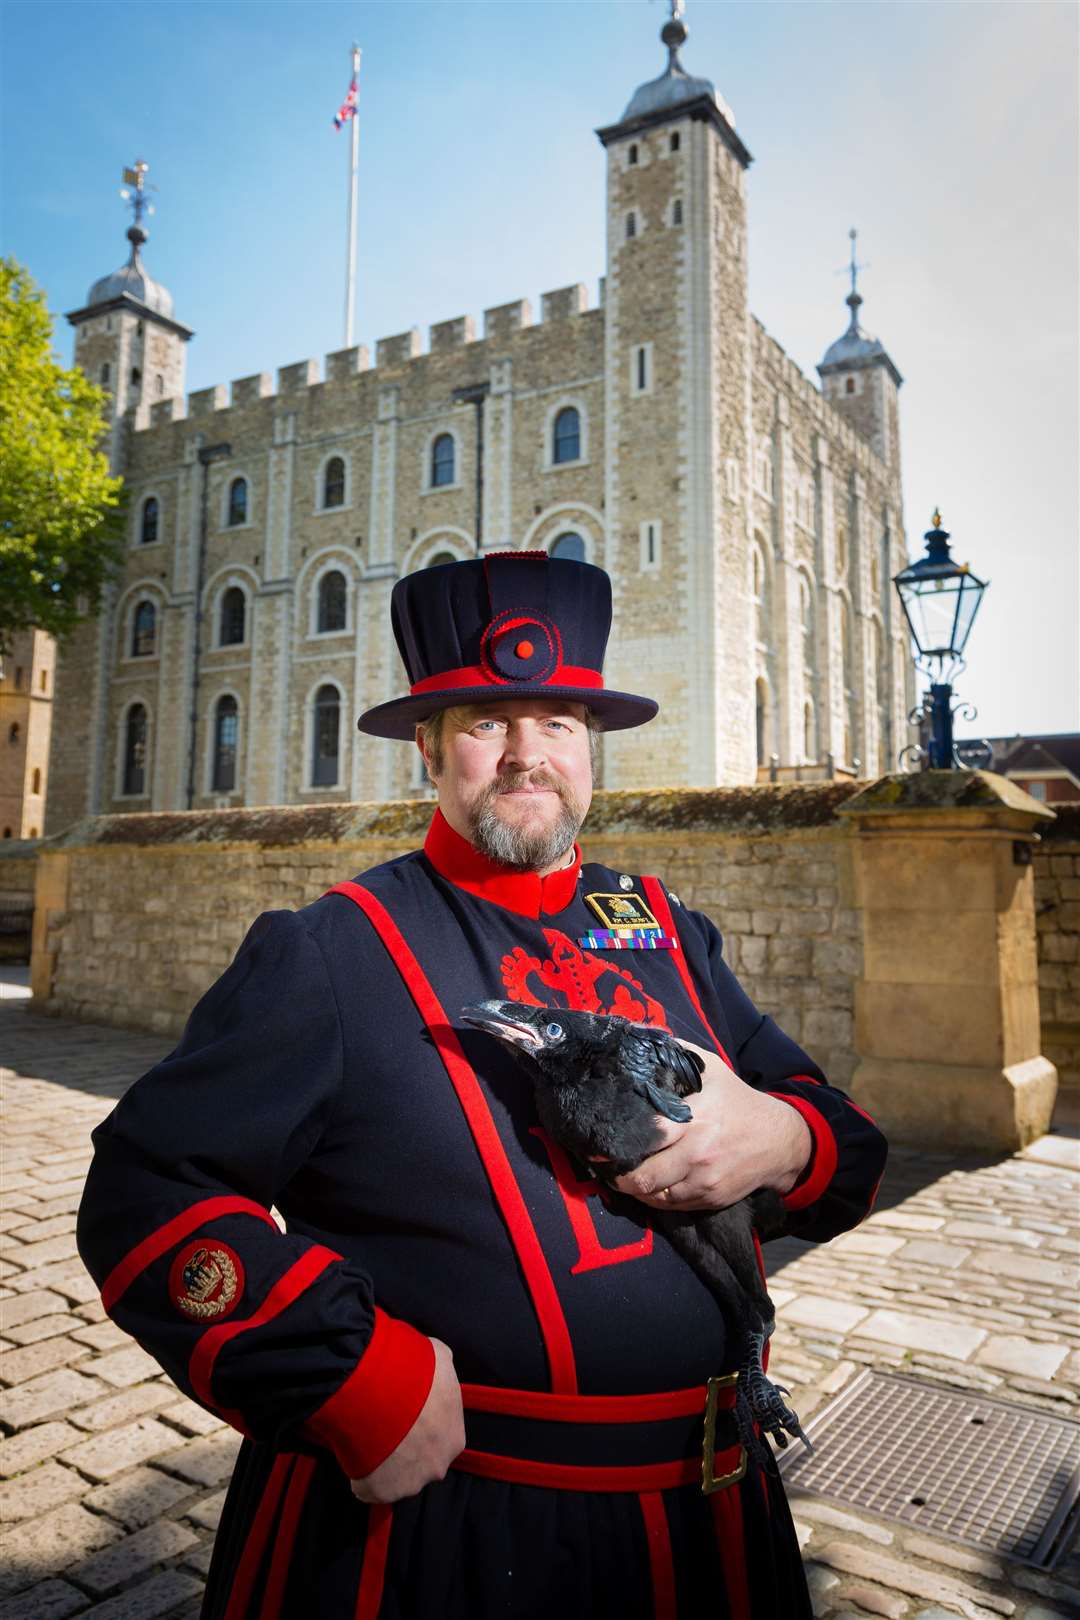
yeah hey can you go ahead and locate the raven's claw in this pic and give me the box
[739,1328,813,1458]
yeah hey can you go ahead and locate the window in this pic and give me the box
[552,407,581,465]
[227,477,248,527]
[755,449,773,498]
[317,570,347,633]
[628,143,638,166]
[219,587,246,647]
[140,497,159,545]
[31,768,41,794]
[155,375,165,396]
[426,550,457,568]
[755,680,770,769]
[672,199,683,226]
[100,363,110,386]
[212,696,238,792]
[725,459,740,501]
[670,131,680,153]
[123,705,148,796]
[130,367,141,386]
[323,456,346,508]
[625,212,637,240]
[799,575,815,679]
[40,670,47,692]
[551,532,585,562]
[131,600,156,658]
[631,343,653,395]
[8,722,19,744]
[804,702,815,764]
[1027,780,1048,802]
[846,377,856,395]
[29,827,38,839]
[752,545,770,647]
[14,667,23,689]
[430,434,455,488]
[3,829,10,838]
[312,685,341,787]
[640,520,661,573]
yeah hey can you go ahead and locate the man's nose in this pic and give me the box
[502,726,545,771]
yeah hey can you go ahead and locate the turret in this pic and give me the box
[817,230,902,473]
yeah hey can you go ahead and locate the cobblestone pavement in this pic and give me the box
[2,992,1079,1620]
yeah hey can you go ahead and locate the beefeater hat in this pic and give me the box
[356,551,659,740]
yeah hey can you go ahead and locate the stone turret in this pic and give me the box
[817,230,902,474]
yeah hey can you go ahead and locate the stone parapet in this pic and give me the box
[186,384,227,417]
[230,373,273,407]
[276,359,319,393]
[483,299,532,342]
[429,315,477,353]
[540,284,588,322]
[375,329,422,368]
[324,345,371,381]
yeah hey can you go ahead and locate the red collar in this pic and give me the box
[423,808,581,919]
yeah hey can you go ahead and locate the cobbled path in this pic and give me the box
[2,990,1079,1620]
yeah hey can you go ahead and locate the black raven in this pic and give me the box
[460,999,811,1461]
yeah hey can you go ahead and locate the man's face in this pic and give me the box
[418,699,594,875]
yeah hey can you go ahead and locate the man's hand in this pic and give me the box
[611,1040,812,1210]
[350,1337,465,1504]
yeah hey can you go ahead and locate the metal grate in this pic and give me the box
[778,1370,1080,1569]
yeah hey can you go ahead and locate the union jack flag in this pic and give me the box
[333,76,358,130]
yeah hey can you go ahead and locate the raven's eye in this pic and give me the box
[545,1022,565,1041]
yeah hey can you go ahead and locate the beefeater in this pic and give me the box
[77,551,887,1619]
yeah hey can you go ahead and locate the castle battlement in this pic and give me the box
[751,317,884,479]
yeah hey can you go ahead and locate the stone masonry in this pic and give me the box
[46,18,913,834]
[2,987,1078,1618]
[1035,806,1080,1090]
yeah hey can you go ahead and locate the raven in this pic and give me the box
[460,999,811,1461]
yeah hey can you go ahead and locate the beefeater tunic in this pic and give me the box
[77,811,887,1620]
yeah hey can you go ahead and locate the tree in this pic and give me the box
[0,257,126,653]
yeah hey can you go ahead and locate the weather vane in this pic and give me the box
[119,159,156,232]
[838,227,869,298]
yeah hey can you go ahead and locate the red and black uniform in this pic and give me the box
[77,811,887,1620]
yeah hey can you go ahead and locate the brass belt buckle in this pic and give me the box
[701,1373,747,1495]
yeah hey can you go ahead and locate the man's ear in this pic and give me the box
[415,729,437,780]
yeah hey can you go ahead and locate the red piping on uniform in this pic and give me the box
[639,1492,677,1620]
[531,1127,654,1273]
[459,1380,733,1423]
[710,1487,751,1620]
[410,663,604,695]
[302,1307,436,1481]
[766,1092,838,1212]
[259,1455,316,1620]
[354,1504,393,1620]
[188,1245,342,1411]
[453,1447,739,1492]
[326,881,578,1394]
[100,1195,278,1313]
[640,879,735,1070]
[222,1453,294,1620]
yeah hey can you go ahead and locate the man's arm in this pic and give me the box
[77,908,453,1488]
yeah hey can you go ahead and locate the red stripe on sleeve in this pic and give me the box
[640,878,736,1071]
[326,881,578,1395]
[101,1195,279,1313]
[302,1307,436,1480]
[187,1244,342,1410]
[767,1093,839,1211]
[639,1492,677,1620]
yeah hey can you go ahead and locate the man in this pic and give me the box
[78,552,886,1619]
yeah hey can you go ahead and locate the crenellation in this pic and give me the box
[483,299,532,343]
[277,359,320,393]
[231,373,273,408]
[540,284,588,322]
[187,384,227,417]
[429,315,477,353]
[375,328,422,367]
[324,345,371,382]
[148,397,185,429]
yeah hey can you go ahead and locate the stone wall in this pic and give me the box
[32,784,862,1086]
[1035,803,1080,1089]
[0,838,40,961]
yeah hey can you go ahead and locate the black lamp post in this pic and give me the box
[893,511,989,769]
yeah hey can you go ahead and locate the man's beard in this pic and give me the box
[467,771,587,872]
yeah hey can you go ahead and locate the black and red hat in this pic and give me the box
[356,551,658,740]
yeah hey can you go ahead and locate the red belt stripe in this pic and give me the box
[459,1381,722,1423]
[451,1448,736,1493]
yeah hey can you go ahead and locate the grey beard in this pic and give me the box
[468,776,585,872]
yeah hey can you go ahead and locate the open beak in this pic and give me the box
[460,1001,544,1053]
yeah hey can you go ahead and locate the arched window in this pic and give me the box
[31,768,41,794]
[100,363,110,386]
[752,545,770,647]
[323,456,346,508]
[40,670,47,692]
[123,705,148,796]
[227,477,248,527]
[670,131,680,153]
[7,722,19,745]
[140,497,159,545]
[799,574,815,678]
[155,374,165,396]
[317,570,347,633]
[551,532,585,562]
[846,377,856,395]
[430,434,455,488]
[426,550,457,568]
[212,695,239,792]
[755,679,770,769]
[219,587,246,647]
[672,199,683,226]
[312,685,341,787]
[553,407,580,465]
[131,600,156,658]
[628,143,638,166]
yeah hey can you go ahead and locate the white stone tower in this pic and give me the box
[597,6,758,786]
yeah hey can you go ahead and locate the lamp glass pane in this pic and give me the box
[900,577,966,657]
[952,574,985,655]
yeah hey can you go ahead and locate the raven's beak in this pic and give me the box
[460,1001,543,1052]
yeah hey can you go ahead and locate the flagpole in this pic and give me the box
[344,43,361,348]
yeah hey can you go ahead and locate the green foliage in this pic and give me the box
[0,257,126,653]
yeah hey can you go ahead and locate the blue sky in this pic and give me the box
[3,0,1077,741]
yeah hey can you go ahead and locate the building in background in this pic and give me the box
[0,631,56,839]
[974,735,1080,804]
[46,12,913,833]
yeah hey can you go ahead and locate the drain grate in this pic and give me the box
[778,1370,1080,1569]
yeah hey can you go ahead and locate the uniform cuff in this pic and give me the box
[767,1090,838,1212]
[302,1307,436,1479]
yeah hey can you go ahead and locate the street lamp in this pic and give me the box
[893,511,989,769]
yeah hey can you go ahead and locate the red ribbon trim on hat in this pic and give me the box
[410,663,605,696]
